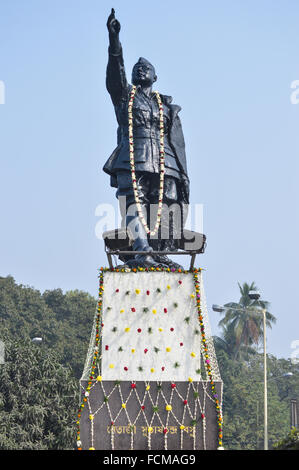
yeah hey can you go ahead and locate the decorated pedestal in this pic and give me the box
[77,267,223,450]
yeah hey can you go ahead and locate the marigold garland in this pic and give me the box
[193,270,223,448]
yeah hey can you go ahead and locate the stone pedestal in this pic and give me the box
[77,268,223,450]
[79,380,222,450]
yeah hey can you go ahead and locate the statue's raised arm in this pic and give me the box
[106,8,128,106]
[106,8,121,53]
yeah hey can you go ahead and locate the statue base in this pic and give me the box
[77,267,223,450]
[78,380,222,450]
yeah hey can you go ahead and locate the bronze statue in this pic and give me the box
[103,9,190,268]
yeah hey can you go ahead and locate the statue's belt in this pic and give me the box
[121,129,170,140]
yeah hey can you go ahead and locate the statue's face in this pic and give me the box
[132,61,157,86]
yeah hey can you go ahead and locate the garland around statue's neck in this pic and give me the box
[128,85,165,236]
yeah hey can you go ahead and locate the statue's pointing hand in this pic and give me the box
[107,8,121,35]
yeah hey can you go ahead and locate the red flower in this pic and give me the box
[170,327,174,332]
[171,383,176,389]
[124,367,128,371]
[105,345,109,351]
[180,342,183,347]
[115,289,119,293]
[201,413,205,419]
[146,290,150,295]
[183,400,188,405]
[163,428,168,434]
[131,307,136,312]
[137,328,142,333]
[131,383,136,389]
[141,405,145,410]
[144,348,148,354]
[161,366,165,371]
[178,280,182,285]
[164,308,167,313]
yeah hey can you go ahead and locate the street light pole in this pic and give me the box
[247,290,269,451]
[262,307,268,450]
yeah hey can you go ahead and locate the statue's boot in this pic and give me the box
[125,213,164,268]
[153,254,184,270]
[151,215,184,270]
[126,247,162,269]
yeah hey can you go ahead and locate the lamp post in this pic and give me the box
[247,290,268,450]
[212,294,269,450]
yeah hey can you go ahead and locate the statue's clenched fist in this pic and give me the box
[107,8,120,36]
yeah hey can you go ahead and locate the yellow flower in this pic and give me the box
[188,377,193,383]
[89,414,94,420]
[125,327,130,332]
[96,375,102,382]
[146,385,150,391]
[165,404,172,411]
[148,427,153,433]
[159,328,163,332]
[109,364,114,369]
[122,403,126,409]
[167,285,171,289]
[166,347,171,352]
[150,368,155,373]
[131,348,135,353]
[191,352,196,358]
[120,309,124,313]
[190,294,195,298]
[180,425,185,430]
[152,309,157,314]
[135,289,140,294]
[89,447,95,450]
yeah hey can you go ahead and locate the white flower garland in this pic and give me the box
[128,85,165,236]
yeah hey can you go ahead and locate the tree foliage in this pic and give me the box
[216,282,276,360]
[0,275,97,378]
[273,427,299,450]
[0,335,78,449]
[216,349,299,449]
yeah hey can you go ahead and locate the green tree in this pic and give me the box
[0,276,97,379]
[0,335,78,450]
[215,352,292,449]
[217,282,276,360]
[213,323,257,361]
[273,427,299,450]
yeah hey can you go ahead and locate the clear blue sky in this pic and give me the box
[0,0,299,360]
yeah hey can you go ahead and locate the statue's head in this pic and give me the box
[132,57,157,86]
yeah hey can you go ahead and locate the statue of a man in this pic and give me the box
[103,9,190,268]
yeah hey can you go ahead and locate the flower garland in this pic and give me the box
[193,270,223,449]
[76,270,104,450]
[128,85,165,236]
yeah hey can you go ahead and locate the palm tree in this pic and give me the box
[216,282,276,360]
[213,322,257,361]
